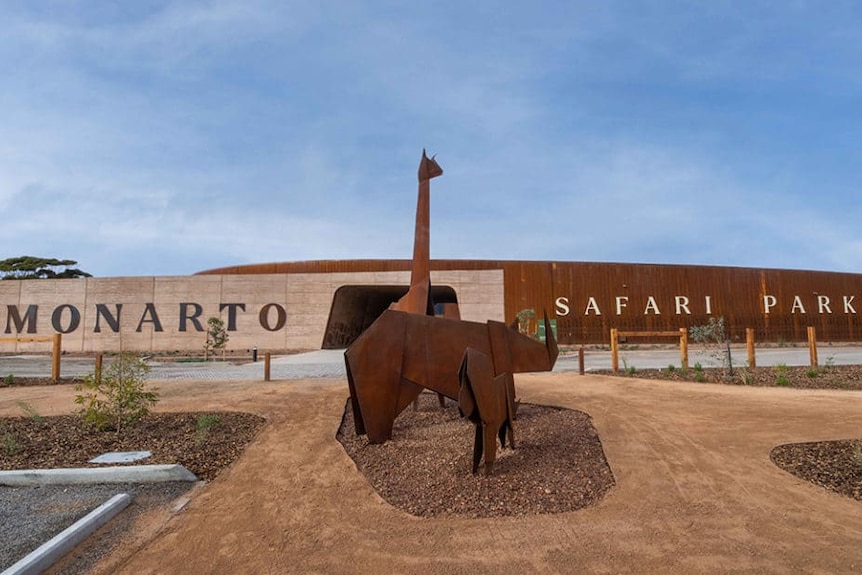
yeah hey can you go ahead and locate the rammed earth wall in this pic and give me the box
[0,271,504,353]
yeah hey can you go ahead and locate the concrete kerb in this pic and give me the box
[2,493,131,575]
[0,464,198,486]
[0,466,197,575]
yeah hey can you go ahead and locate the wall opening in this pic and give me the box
[322,285,459,349]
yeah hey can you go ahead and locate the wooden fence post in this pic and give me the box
[51,333,61,382]
[746,328,756,368]
[578,346,585,375]
[610,328,619,373]
[679,328,689,371]
[807,326,818,367]
[264,352,272,382]
[95,353,103,385]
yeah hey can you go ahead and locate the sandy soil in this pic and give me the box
[2,373,862,574]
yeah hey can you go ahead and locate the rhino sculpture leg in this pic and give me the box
[471,424,484,475]
[458,348,516,475]
[498,372,516,449]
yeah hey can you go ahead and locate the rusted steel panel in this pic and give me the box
[529,261,862,345]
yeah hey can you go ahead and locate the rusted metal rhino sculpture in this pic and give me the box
[344,151,558,474]
[345,309,557,444]
[458,347,517,475]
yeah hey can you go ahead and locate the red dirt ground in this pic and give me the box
[2,373,862,573]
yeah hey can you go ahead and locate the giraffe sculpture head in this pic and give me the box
[418,149,443,182]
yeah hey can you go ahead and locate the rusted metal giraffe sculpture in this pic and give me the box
[389,149,442,316]
[391,151,447,409]
[344,150,558,474]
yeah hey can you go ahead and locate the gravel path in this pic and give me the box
[0,482,193,572]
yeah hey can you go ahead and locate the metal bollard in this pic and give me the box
[252,347,258,362]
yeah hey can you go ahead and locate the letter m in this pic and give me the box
[5,305,38,334]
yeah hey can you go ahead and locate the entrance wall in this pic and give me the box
[0,270,504,353]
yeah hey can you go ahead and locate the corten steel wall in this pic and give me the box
[539,262,862,345]
[200,260,862,345]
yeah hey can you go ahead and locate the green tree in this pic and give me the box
[205,316,229,361]
[516,308,537,335]
[75,352,159,433]
[689,316,734,377]
[0,256,92,279]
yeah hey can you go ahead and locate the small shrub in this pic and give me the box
[4,374,13,385]
[197,413,221,430]
[689,317,734,375]
[774,363,789,387]
[660,364,677,379]
[16,400,45,424]
[694,363,703,373]
[195,413,221,446]
[75,352,159,433]
[805,369,818,379]
[1,424,21,456]
[694,372,706,383]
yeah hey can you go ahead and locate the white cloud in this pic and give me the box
[2,2,862,277]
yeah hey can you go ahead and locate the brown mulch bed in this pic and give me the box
[0,377,85,388]
[599,363,862,390]
[771,440,862,501]
[337,392,615,518]
[603,363,862,503]
[0,411,266,482]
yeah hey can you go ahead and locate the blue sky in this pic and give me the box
[2,1,862,277]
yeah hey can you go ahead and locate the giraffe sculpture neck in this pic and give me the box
[391,150,442,315]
